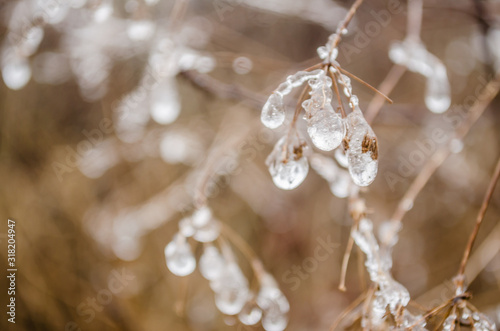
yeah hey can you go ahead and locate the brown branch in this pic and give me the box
[336,66,393,104]
[456,157,500,283]
[364,64,407,124]
[388,76,500,236]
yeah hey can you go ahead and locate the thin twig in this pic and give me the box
[364,64,407,124]
[388,77,500,234]
[456,157,500,282]
[336,66,393,104]
[329,291,368,331]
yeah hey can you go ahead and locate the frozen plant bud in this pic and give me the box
[199,244,225,281]
[211,262,249,315]
[238,297,262,325]
[165,234,196,276]
[307,104,345,151]
[261,93,285,129]
[266,134,309,190]
[344,107,378,186]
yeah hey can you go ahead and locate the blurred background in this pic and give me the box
[0,0,500,330]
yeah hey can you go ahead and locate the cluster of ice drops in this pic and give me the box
[164,205,290,331]
[261,42,379,191]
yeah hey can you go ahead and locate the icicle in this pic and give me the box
[164,233,196,276]
[266,134,309,190]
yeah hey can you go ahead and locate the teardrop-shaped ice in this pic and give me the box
[212,263,249,315]
[307,105,345,151]
[266,135,309,190]
[345,108,378,186]
[425,63,451,113]
[199,244,225,281]
[238,298,262,325]
[164,234,196,276]
[178,217,195,237]
[261,93,285,129]
[2,57,31,90]
[262,311,288,331]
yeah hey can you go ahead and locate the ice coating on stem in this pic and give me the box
[260,69,323,129]
[257,273,289,331]
[389,39,451,113]
[266,134,309,190]
[345,107,378,186]
[352,218,420,328]
[425,62,451,113]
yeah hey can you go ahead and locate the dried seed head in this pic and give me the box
[362,135,378,160]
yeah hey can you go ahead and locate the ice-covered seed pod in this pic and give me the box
[266,134,309,190]
[192,218,220,242]
[211,262,249,315]
[425,62,451,113]
[199,244,225,281]
[238,297,262,326]
[164,233,196,276]
[257,274,289,331]
[261,93,285,129]
[307,104,345,151]
[1,55,31,90]
[344,107,378,186]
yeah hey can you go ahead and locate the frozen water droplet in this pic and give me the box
[276,81,292,96]
[127,20,155,41]
[238,298,262,325]
[192,206,212,227]
[345,108,378,186]
[317,46,328,60]
[150,80,180,124]
[212,263,249,315]
[262,311,288,331]
[261,93,285,129]
[425,64,451,113]
[94,0,113,22]
[179,217,195,237]
[193,218,220,242]
[307,105,345,151]
[2,57,31,90]
[266,135,309,190]
[388,41,408,65]
[165,234,196,276]
[199,244,225,280]
[329,169,351,198]
[449,139,463,154]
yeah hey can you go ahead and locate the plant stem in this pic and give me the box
[456,157,500,281]
[386,76,500,245]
